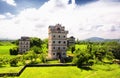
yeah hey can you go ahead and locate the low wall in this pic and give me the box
[26,63,76,67]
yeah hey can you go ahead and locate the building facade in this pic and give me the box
[48,24,68,59]
[19,37,30,54]
[67,36,75,47]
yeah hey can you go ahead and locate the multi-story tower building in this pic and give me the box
[67,36,75,47]
[48,24,68,59]
[19,37,30,54]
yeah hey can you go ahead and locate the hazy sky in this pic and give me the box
[0,0,120,40]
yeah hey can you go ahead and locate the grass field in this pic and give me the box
[0,66,23,73]
[18,64,120,78]
[0,45,16,55]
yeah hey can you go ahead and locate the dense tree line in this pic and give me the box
[73,41,120,68]
[30,37,43,48]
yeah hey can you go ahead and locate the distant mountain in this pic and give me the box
[0,38,16,41]
[85,37,120,42]
[85,37,105,42]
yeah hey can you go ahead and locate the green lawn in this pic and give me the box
[19,64,120,78]
[0,66,23,73]
[0,46,16,55]
[47,60,60,64]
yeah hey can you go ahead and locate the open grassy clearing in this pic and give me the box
[18,64,120,78]
[0,41,14,46]
[0,46,16,55]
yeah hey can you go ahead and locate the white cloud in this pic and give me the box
[2,0,16,6]
[0,15,6,19]
[5,12,15,18]
[0,0,120,39]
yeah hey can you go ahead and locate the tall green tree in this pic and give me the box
[30,46,42,54]
[9,47,18,55]
[30,37,43,48]
[73,50,93,68]
[105,41,120,59]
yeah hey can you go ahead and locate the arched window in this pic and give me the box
[57,27,60,31]
[57,27,61,33]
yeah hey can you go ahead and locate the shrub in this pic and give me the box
[10,58,18,67]
[40,54,47,63]
[88,59,94,66]
[64,56,73,63]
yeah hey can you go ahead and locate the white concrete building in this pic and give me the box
[48,24,68,59]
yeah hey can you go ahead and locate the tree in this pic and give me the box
[41,38,48,54]
[94,47,106,61]
[9,47,18,55]
[71,46,75,53]
[30,37,43,48]
[40,53,47,63]
[27,51,37,63]
[30,46,42,54]
[73,49,93,68]
[43,38,48,48]
[0,58,2,66]
[104,41,120,59]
